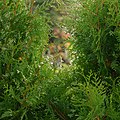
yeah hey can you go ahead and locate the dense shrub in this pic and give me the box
[72,0,120,119]
[0,0,50,119]
[0,0,120,120]
[74,0,120,78]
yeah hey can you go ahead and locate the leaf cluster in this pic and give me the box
[0,0,50,119]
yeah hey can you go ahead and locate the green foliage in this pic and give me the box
[74,0,120,78]
[0,0,120,120]
[40,66,75,119]
[41,68,120,120]
[0,0,50,119]
[35,0,67,27]
[71,71,120,120]
[68,0,120,119]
